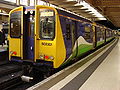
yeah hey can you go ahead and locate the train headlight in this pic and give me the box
[45,55,49,59]
[49,56,54,60]
[40,55,44,59]
[13,51,17,55]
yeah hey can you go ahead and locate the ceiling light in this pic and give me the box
[79,1,106,20]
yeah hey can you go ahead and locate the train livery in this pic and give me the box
[8,5,115,69]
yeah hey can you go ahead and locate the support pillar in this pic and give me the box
[34,0,38,6]
[16,0,20,5]
[27,0,30,6]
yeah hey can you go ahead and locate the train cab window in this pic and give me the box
[10,11,21,38]
[39,9,55,40]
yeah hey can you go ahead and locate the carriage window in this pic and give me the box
[102,29,105,39]
[39,9,55,40]
[96,27,101,38]
[10,11,21,38]
[66,24,71,40]
[99,29,102,38]
[106,30,109,37]
[84,26,91,41]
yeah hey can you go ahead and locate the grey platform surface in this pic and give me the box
[27,39,118,90]
[79,39,120,90]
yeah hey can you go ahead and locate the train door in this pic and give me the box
[65,20,72,58]
[93,26,97,48]
[23,10,35,61]
[65,19,77,59]
[71,21,77,57]
[103,28,106,43]
[105,29,106,42]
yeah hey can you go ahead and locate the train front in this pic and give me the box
[8,5,66,68]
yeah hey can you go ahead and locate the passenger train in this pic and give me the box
[8,5,115,71]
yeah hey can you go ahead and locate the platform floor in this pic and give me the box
[79,39,120,90]
[27,39,120,90]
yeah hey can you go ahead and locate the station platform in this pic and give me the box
[27,39,119,90]
[0,45,8,52]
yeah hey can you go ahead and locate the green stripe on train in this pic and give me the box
[97,40,105,46]
[77,44,93,56]
[60,44,93,67]
[97,37,114,46]
[106,37,113,42]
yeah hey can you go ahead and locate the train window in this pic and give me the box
[102,29,105,39]
[96,27,101,38]
[39,9,55,40]
[10,11,21,38]
[84,26,91,41]
[106,30,109,37]
[66,24,71,40]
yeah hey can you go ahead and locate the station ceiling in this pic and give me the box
[41,0,120,28]
[85,0,120,28]
[0,1,18,13]
[41,0,97,20]
[0,0,120,29]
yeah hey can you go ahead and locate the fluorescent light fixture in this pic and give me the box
[4,0,16,3]
[38,1,46,5]
[67,0,77,1]
[37,0,89,20]
[50,3,86,19]
[79,1,106,20]
[0,13,9,16]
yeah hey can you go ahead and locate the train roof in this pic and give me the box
[56,8,92,24]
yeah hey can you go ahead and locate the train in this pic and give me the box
[8,5,116,76]
[118,30,120,36]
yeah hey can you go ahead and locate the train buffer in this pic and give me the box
[27,39,120,90]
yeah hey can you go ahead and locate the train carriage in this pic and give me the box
[56,9,95,67]
[8,5,115,70]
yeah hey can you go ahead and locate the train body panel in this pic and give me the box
[23,6,35,61]
[34,6,66,68]
[57,10,94,66]
[75,23,93,57]
[8,6,24,60]
[9,38,21,57]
